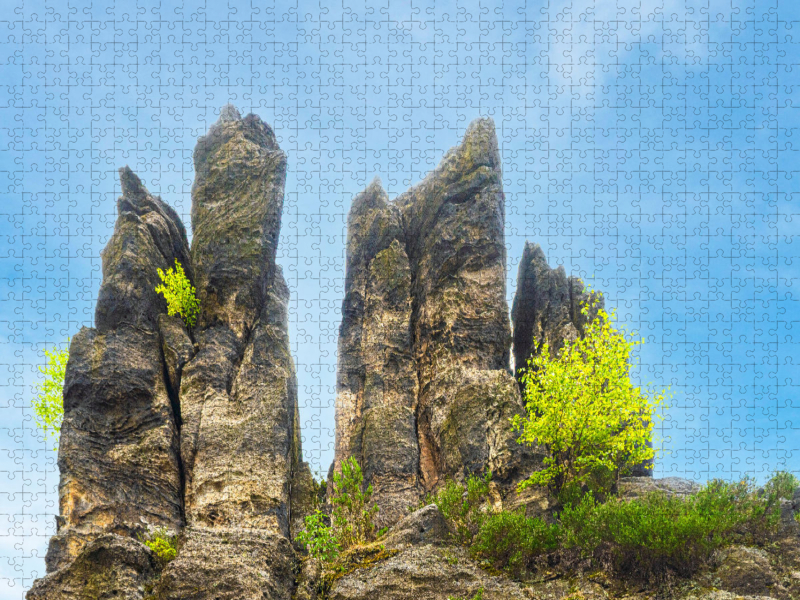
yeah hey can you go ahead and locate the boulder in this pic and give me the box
[28,534,160,600]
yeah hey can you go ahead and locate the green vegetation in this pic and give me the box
[297,457,382,567]
[331,457,381,548]
[139,527,178,567]
[471,509,558,578]
[31,341,69,449]
[155,259,200,328]
[296,510,340,562]
[432,471,798,582]
[433,470,492,545]
[514,291,668,503]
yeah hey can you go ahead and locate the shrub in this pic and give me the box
[31,341,69,450]
[155,259,200,328]
[297,510,340,562]
[514,292,668,502]
[559,475,788,579]
[433,471,492,545]
[763,470,799,502]
[330,457,380,549]
[471,510,559,578]
[139,527,178,567]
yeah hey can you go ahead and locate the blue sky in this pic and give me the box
[1,0,799,596]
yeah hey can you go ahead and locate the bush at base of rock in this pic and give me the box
[297,457,383,568]
[433,471,492,545]
[470,510,558,578]
[433,471,798,583]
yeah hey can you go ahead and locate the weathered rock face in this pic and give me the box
[510,241,603,382]
[28,535,161,600]
[155,105,306,599]
[334,120,544,526]
[43,168,189,575]
[31,106,311,600]
[334,178,421,526]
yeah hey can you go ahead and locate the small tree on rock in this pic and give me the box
[514,292,668,503]
[31,341,69,450]
[155,259,200,328]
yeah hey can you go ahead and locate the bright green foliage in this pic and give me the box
[155,259,200,328]
[514,292,668,501]
[331,457,380,549]
[297,510,340,562]
[139,527,178,567]
[558,475,788,578]
[433,471,492,545]
[471,510,559,578]
[296,458,380,568]
[432,472,790,581]
[31,341,69,449]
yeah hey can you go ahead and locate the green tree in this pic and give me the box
[155,259,200,328]
[31,341,69,449]
[513,292,668,501]
[330,456,380,549]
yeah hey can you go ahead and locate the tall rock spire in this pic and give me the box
[335,177,420,526]
[31,168,190,595]
[334,119,543,525]
[510,241,603,383]
[154,106,306,599]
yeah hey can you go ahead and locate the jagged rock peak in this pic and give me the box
[217,102,241,122]
[350,176,387,214]
[190,105,287,336]
[96,167,192,333]
[118,164,148,199]
[193,103,280,169]
[511,241,604,382]
[335,117,542,526]
[39,167,188,583]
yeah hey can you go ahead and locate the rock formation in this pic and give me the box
[40,167,189,577]
[29,106,313,600]
[510,241,603,384]
[28,111,718,600]
[334,119,545,526]
[334,178,420,527]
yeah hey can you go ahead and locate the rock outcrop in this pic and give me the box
[334,178,420,527]
[42,168,189,577]
[30,106,312,600]
[153,105,308,599]
[334,119,545,526]
[510,241,603,383]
